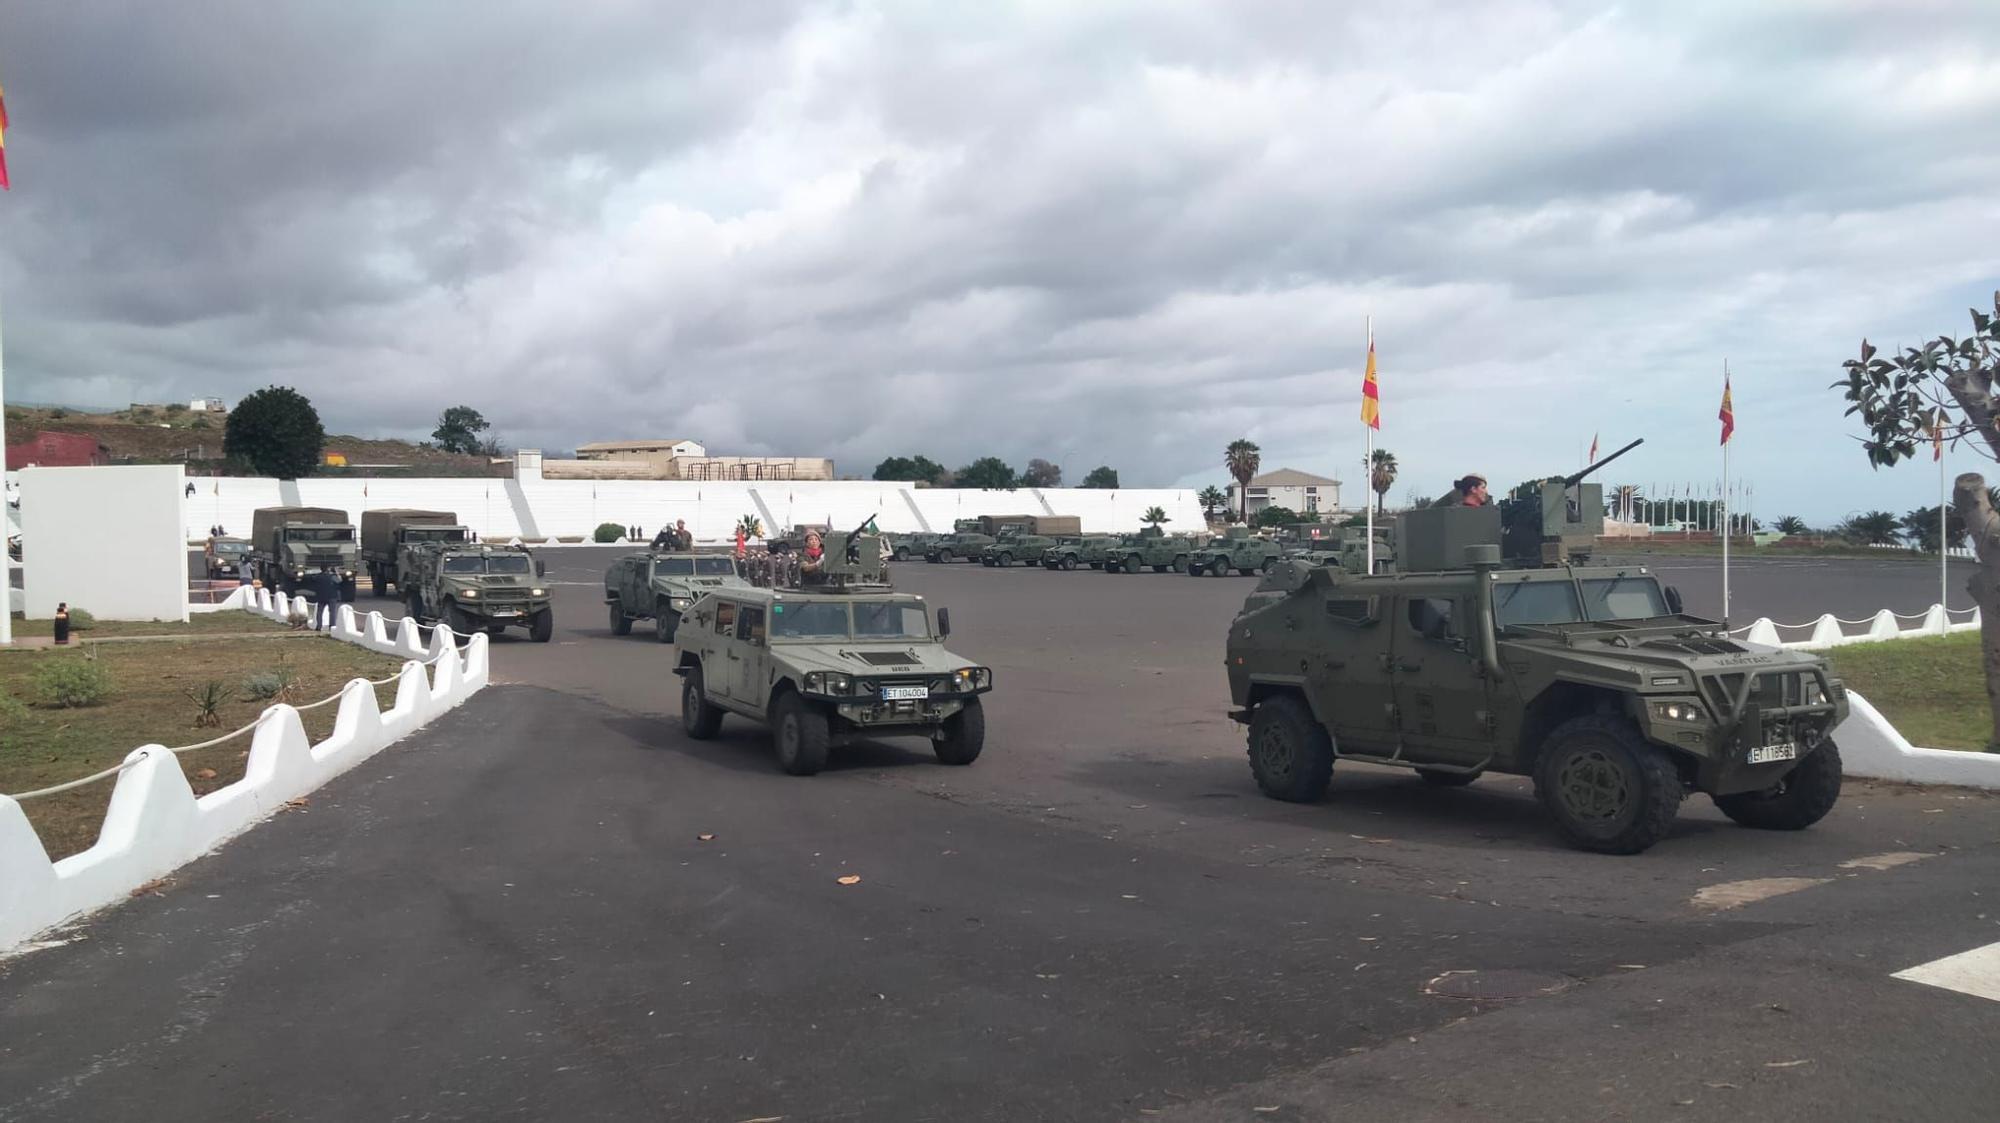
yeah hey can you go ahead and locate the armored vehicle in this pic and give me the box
[923,530,995,563]
[674,522,992,775]
[403,541,553,642]
[980,533,1057,567]
[359,509,470,596]
[248,506,358,598]
[1041,535,1103,569]
[604,552,750,642]
[1224,443,1849,855]
[767,524,832,555]
[888,532,937,561]
[1074,535,1125,570]
[1188,526,1286,577]
[204,536,251,580]
[1102,527,1197,574]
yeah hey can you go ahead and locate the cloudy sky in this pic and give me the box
[2,0,1997,522]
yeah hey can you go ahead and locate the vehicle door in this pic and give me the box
[709,600,741,701]
[1316,594,1398,753]
[733,606,770,708]
[1390,592,1495,763]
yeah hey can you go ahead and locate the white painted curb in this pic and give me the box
[1731,602,1979,650]
[1835,691,2000,787]
[0,591,488,954]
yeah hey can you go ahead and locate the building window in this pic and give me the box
[1248,488,1268,497]
[1305,487,1318,494]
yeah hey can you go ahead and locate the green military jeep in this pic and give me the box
[674,533,993,775]
[1188,527,1286,576]
[604,552,750,642]
[1103,527,1197,574]
[403,542,554,642]
[1041,535,1104,570]
[980,534,1056,567]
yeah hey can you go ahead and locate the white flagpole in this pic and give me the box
[1364,315,1374,574]
[1942,434,1950,615]
[0,288,10,647]
[1722,361,1731,623]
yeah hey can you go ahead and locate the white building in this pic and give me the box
[1227,468,1342,518]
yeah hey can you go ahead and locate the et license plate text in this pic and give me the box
[880,685,928,701]
[1747,742,1798,764]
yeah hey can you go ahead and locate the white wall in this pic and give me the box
[21,464,188,622]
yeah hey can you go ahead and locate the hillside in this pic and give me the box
[4,404,507,476]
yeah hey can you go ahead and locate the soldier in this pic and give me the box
[674,519,692,550]
[1436,475,1490,508]
[650,525,675,550]
[799,530,826,585]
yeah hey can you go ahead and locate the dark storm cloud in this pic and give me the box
[3,1,1998,521]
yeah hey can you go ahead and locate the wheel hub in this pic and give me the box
[1256,726,1293,779]
[1557,748,1628,820]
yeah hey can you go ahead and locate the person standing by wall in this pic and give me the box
[311,568,340,631]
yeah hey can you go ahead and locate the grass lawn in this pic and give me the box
[1825,632,1990,752]
[0,632,408,861]
[6,611,295,640]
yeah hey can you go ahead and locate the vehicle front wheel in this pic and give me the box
[529,609,554,643]
[681,668,724,739]
[772,692,830,775]
[1062,556,1078,571]
[654,602,677,644]
[895,547,910,561]
[1247,694,1334,802]
[447,603,477,642]
[1712,740,1842,831]
[1123,555,1141,574]
[934,698,985,765]
[999,552,1014,567]
[608,599,633,636]
[938,549,954,564]
[1210,558,1230,577]
[1534,714,1684,855]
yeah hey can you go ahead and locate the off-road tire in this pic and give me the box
[1417,768,1481,787]
[894,546,910,561]
[608,599,633,636]
[1247,694,1335,802]
[446,603,477,642]
[1123,555,1142,574]
[1533,714,1683,855]
[1210,558,1230,577]
[999,552,1014,567]
[938,549,955,564]
[529,609,554,643]
[1062,556,1078,571]
[654,601,677,644]
[1172,554,1187,572]
[681,667,724,739]
[773,692,830,776]
[934,697,985,765]
[1711,740,1843,831]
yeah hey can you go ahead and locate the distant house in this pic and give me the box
[1226,468,1342,517]
[576,438,707,462]
[189,397,227,413]
[324,451,349,467]
[5,431,112,470]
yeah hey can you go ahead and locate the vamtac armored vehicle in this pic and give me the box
[403,541,554,642]
[1223,440,1849,855]
[674,516,993,775]
[1043,535,1111,570]
[1187,526,1286,577]
[1102,527,1198,574]
[980,533,1057,567]
[604,551,750,642]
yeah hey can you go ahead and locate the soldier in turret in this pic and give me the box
[1436,474,1490,508]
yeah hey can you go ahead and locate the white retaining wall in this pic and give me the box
[1731,603,1980,650]
[0,592,487,954]
[1835,691,2000,786]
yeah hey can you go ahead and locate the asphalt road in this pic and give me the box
[4,550,1996,1122]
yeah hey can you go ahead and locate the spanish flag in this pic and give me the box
[1360,338,1380,430]
[0,83,10,190]
[1718,373,1734,445]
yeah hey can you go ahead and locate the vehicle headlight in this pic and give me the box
[804,672,854,695]
[531,587,547,597]
[460,587,479,598]
[955,667,992,691]
[1802,679,1826,706]
[1651,699,1707,723]
[670,597,689,608]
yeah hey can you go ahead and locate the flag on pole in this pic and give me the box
[0,82,11,191]
[1718,374,1735,445]
[1359,337,1380,430]
[1933,416,1945,461]
[1588,432,1599,463]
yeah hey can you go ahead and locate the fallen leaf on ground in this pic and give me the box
[194,768,218,780]
[284,797,310,809]
[836,875,861,886]
[1764,1059,1813,1068]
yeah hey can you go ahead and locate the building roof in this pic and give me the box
[576,439,697,452]
[1241,467,1340,487]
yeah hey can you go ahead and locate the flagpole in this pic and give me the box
[0,287,11,647]
[1721,361,1731,623]
[1364,315,1374,574]
[1941,430,1949,617]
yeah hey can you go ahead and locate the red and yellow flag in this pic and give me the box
[1718,374,1734,445]
[1933,416,1945,462]
[1360,338,1380,430]
[0,83,10,190]
[1589,432,1599,462]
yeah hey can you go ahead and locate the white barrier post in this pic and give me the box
[1865,609,1900,642]
[1806,615,1844,649]
[1744,618,1782,647]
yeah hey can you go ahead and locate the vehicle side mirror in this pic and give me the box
[937,607,952,638]
[1664,586,1684,615]
[535,559,546,577]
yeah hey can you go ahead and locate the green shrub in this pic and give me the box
[34,658,113,708]
[593,522,627,543]
[0,691,28,723]
[65,607,96,631]
[165,402,188,414]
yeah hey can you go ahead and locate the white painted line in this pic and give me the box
[1893,941,2000,1004]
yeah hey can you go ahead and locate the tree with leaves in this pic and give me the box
[736,514,765,541]
[432,405,491,455]
[1772,515,1809,537]
[873,455,947,484]
[1836,511,1901,546]
[1224,439,1261,522]
[1836,294,2000,747]
[1080,465,1119,489]
[224,386,325,479]
[1197,485,1228,520]
[1901,506,1968,553]
[1141,505,1169,527]
[1369,448,1398,515]
[1253,505,1301,528]
[1022,458,1063,487]
[955,456,1018,489]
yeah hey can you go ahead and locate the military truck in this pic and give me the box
[359,509,470,597]
[1041,535,1105,570]
[247,506,359,598]
[402,541,554,642]
[765,524,832,556]
[204,535,251,580]
[1187,526,1286,576]
[604,552,751,642]
[1224,441,1849,855]
[674,522,992,775]
[1102,527,1197,574]
[980,533,1059,567]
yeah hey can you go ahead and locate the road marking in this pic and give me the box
[1690,877,1831,911]
[1838,851,1935,871]
[1893,941,2000,1004]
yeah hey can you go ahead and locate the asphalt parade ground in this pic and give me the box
[8,549,1997,1121]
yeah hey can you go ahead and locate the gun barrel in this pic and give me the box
[1562,438,1644,488]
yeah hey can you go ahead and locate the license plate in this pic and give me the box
[490,609,519,617]
[881,685,927,701]
[1748,742,1798,764]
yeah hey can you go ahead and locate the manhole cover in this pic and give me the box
[1423,969,1573,1001]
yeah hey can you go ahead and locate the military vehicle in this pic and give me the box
[923,530,995,563]
[204,536,251,580]
[980,533,1058,567]
[674,518,992,775]
[403,541,554,642]
[1291,527,1395,576]
[765,524,832,556]
[1074,535,1125,569]
[1187,526,1286,576]
[359,509,470,597]
[1224,440,1848,855]
[1042,535,1106,570]
[1102,527,1197,574]
[247,506,358,598]
[604,551,751,642]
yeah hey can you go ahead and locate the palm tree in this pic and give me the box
[1773,515,1808,537]
[1197,485,1228,521]
[736,514,765,541]
[1224,440,1261,523]
[1142,505,1170,527]
[1369,449,1398,515]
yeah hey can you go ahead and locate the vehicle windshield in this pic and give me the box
[654,557,740,577]
[768,600,931,640]
[213,542,248,555]
[285,527,353,542]
[403,528,465,543]
[1581,576,1669,620]
[442,555,533,575]
[770,602,851,639]
[1493,575,1670,626]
